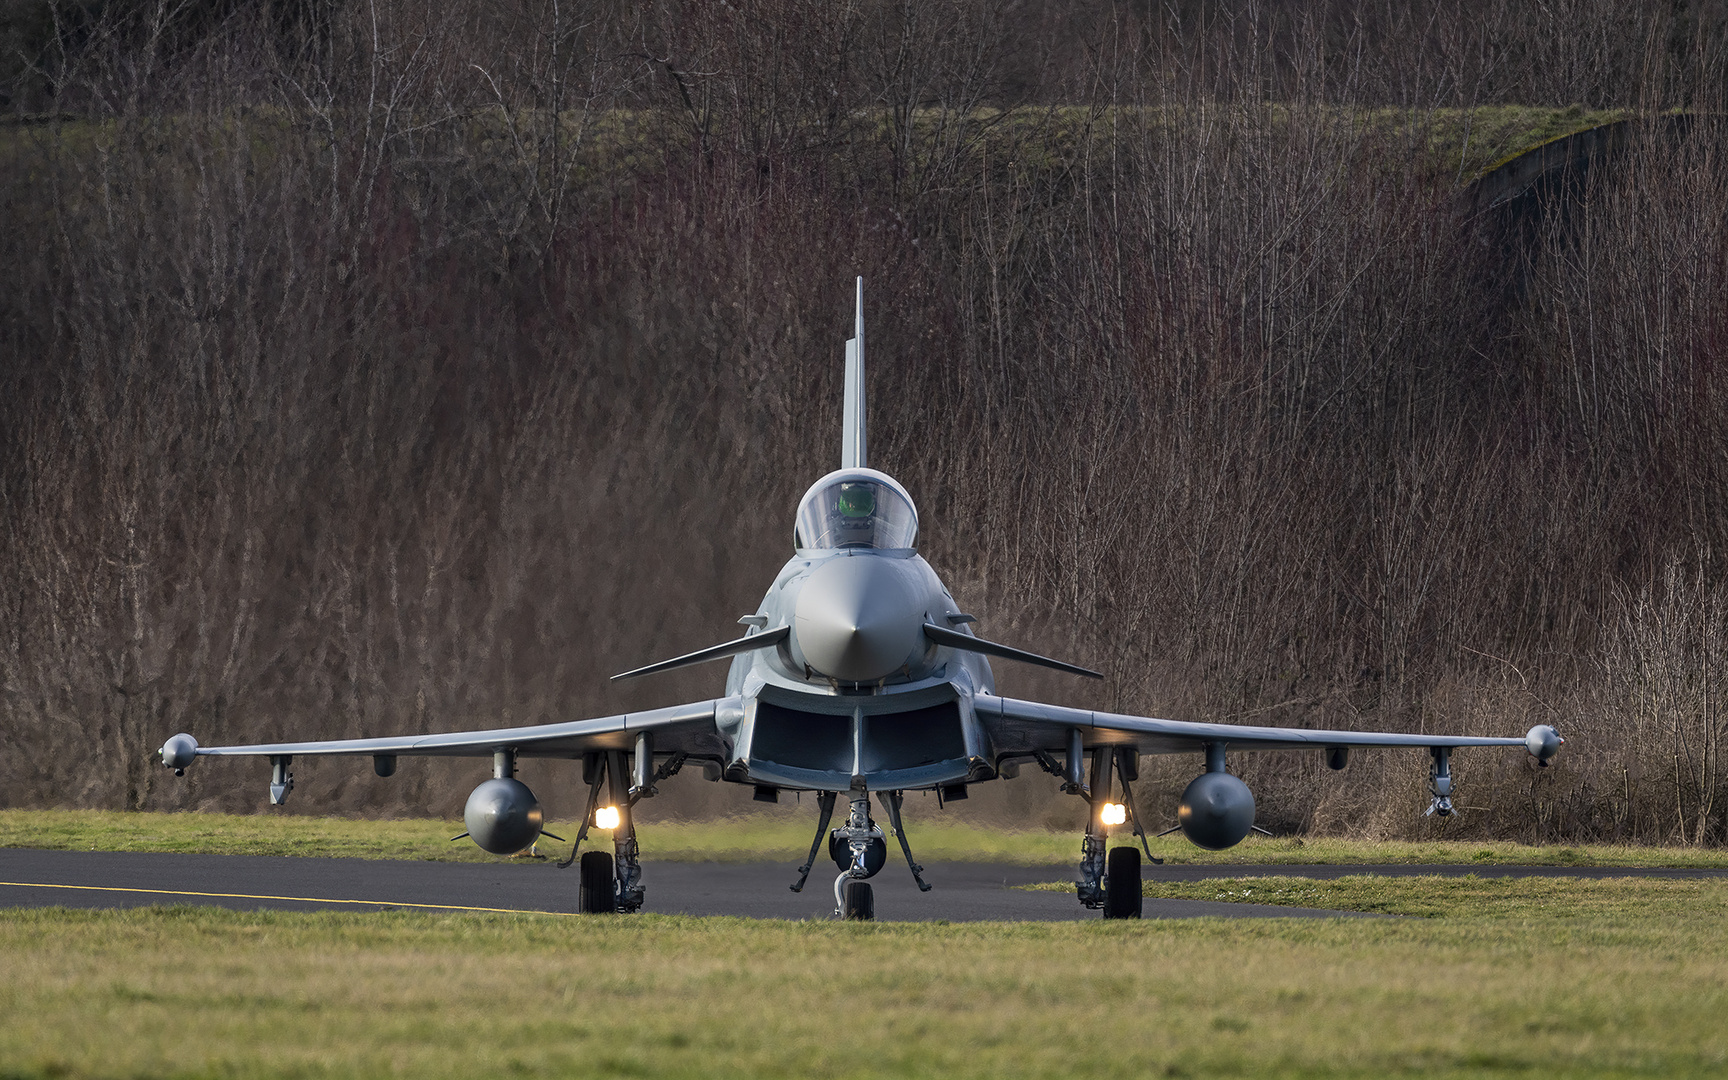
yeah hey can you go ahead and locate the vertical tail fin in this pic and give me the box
[841,276,866,470]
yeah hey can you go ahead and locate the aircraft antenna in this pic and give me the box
[842,276,866,470]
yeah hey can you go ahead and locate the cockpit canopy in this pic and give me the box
[794,469,919,551]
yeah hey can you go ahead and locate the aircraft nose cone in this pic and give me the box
[794,556,925,682]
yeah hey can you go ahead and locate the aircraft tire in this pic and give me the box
[578,851,618,913]
[1103,846,1143,919]
[842,881,875,921]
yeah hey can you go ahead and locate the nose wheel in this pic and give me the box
[835,874,875,920]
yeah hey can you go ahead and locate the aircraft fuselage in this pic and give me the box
[712,471,999,795]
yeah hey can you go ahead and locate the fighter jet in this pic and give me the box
[160,279,1564,920]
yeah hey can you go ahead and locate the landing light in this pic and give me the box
[1100,802,1127,826]
[594,805,621,830]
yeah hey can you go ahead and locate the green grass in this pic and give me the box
[1404,103,1628,180]
[2,103,1640,197]
[7,815,1727,1077]
[3,878,1727,1078]
[8,808,1728,867]
[1024,872,1728,917]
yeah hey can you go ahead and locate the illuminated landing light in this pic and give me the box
[1100,802,1128,826]
[594,805,621,830]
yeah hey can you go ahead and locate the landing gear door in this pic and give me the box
[957,688,997,782]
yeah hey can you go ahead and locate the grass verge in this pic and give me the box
[1022,873,1728,917]
[7,808,1728,868]
[3,878,1727,1079]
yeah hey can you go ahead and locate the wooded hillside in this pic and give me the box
[3,0,1727,842]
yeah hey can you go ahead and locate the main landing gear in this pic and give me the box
[790,785,932,921]
[578,850,617,913]
[558,738,686,913]
[1056,739,1157,920]
[1104,847,1143,919]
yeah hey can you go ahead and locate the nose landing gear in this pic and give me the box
[832,789,885,919]
[839,877,876,920]
[794,786,932,920]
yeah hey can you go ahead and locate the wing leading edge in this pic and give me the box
[975,693,1541,757]
[170,698,736,762]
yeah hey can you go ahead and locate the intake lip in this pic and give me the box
[793,555,925,682]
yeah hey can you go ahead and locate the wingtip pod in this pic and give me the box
[160,733,198,774]
[1526,725,1564,766]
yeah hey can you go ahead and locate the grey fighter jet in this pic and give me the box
[160,279,1564,920]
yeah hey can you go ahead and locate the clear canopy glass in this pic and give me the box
[795,473,918,550]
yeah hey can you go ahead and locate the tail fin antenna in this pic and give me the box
[841,276,866,470]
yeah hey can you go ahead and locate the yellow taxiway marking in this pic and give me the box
[0,880,572,916]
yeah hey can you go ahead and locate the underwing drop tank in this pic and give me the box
[1176,771,1256,850]
[463,778,544,854]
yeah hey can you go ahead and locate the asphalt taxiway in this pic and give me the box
[5,849,1723,921]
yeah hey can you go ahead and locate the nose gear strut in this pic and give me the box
[831,789,885,917]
